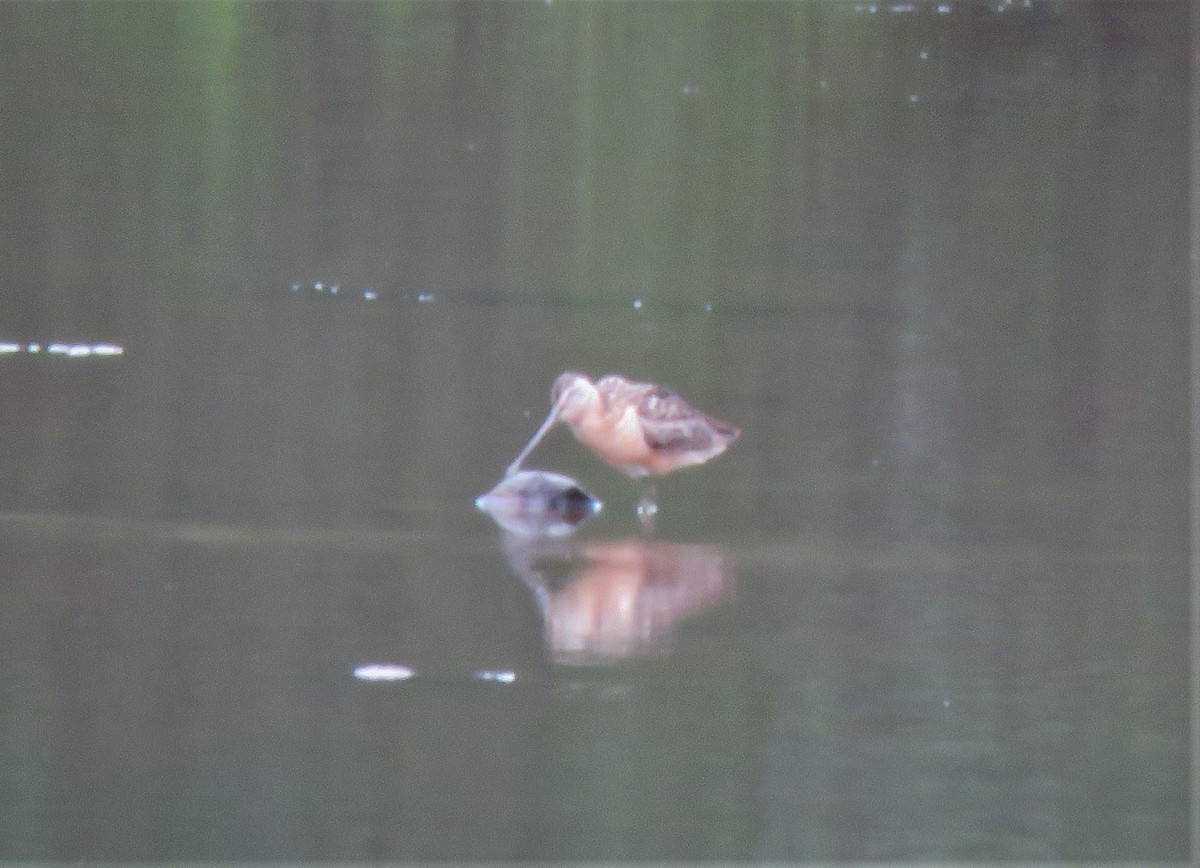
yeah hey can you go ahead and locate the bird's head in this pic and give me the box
[550,372,598,424]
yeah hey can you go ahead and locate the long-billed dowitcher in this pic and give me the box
[506,372,739,529]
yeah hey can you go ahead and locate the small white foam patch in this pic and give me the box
[473,670,517,684]
[353,663,415,682]
[0,341,124,357]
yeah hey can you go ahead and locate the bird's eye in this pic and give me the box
[551,375,579,406]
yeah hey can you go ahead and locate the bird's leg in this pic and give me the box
[505,405,561,477]
[636,481,658,534]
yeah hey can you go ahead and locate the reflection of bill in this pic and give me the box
[502,535,733,666]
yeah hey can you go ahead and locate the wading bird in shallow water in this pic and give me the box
[506,372,740,530]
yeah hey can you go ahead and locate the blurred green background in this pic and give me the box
[0,1,1189,861]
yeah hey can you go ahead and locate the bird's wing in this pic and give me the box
[596,375,739,453]
[637,385,722,453]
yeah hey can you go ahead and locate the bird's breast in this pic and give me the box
[569,405,655,476]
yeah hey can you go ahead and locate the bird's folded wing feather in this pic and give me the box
[637,387,719,452]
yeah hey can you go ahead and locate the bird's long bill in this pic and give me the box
[505,404,562,477]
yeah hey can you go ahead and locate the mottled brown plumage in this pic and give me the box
[508,372,740,479]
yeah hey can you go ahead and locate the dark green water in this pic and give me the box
[0,1,1191,861]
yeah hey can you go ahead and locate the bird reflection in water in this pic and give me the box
[500,533,732,666]
[476,467,733,665]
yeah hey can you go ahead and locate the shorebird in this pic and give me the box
[506,372,740,529]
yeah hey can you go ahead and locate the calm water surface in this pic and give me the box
[0,1,1190,861]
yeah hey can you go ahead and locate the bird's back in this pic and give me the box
[594,375,739,471]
